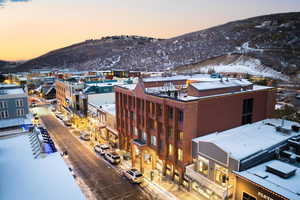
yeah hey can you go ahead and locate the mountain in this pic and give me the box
[0,60,19,72]
[12,12,300,78]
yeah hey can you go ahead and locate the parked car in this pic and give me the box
[32,116,39,125]
[94,144,110,155]
[123,169,143,184]
[63,119,72,127]
[51,106,56,112]
[55,112,64,120]
[80,132,90,141]
[104,152,121,164]
[30,102,36,108]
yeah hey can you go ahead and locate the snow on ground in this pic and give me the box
[197,58,289,81]
[0,134,85,200]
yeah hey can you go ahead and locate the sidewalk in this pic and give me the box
[60,110,206,200]
[118,154,206,200]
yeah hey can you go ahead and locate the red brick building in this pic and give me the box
[115,76,276,184]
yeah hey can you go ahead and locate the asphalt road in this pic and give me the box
[39,108,151,200]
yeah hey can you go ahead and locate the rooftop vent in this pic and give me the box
[254,171,269,179]
[276,126,291,135]
[266,160,297,178]
[292,125,300,133]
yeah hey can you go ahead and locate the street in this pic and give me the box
[37,106,151,200]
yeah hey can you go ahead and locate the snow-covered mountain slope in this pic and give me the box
[196,59,289,81]
[11,12,300,78]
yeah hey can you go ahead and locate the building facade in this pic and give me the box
[115,76,276,185]
[187,119,300,200]
[0,84,29,129]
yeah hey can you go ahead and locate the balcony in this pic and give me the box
[185,164,233,199]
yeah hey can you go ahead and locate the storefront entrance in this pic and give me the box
[132,143,161,182]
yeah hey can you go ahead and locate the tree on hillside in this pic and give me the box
[0,74,5,83]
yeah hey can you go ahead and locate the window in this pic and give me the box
[178,110,184,122]
[130,111,134,120]
[133,127,138,136]
[142,131,147,142]
[168,127,173,138]
[150,135,157,146]
[168,144,173,156]
[242,192,256,200]
[178,131,184,140]
[215,164,228,187]
[16,99,24,107]
[157,104,162,116]
[196,155,209,176]
[168,107,173,119]
[0,101,8,109]
[177,148,183,161]
[17,109,25,117]
[242,98,253,125]
[0,110,9,119]
[148,119,156,129]
[150,102,155,114]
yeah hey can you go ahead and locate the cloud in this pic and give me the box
[0,0,30,7]
[10,0,30,2]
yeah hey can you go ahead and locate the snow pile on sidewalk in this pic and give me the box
[0,135,85,200]
[197,58,289,81]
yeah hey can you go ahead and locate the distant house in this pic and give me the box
[0,84,30,130]
[42,86,56,100]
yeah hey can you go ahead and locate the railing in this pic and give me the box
[185,164,231,198]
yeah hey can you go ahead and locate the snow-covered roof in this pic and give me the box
[118,84,137,90]
[193,119,300,160]
[88,92,115,108]
[100,104,116,116]
[235,160,300,200]
[0,135,84,200]
[85,81,121,87]
[0,116,31,129]
[190,79,252,91]
[0,88,25,95]
[143,75,188,82]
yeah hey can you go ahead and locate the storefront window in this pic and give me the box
[151,135,157,146]
[142,131,147,142]
[243,192,256,200]
[134,127,138,136]
[215,164,228,187]
[178,131,184,140]
[196,155,209,176]
[177,148,183,161]
[168,144,173,156]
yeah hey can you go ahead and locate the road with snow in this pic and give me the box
[37,107,151,200]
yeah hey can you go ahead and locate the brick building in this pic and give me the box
[115,75,276,184]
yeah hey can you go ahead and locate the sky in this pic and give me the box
[0,0,300,61]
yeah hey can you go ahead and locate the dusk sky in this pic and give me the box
[1,0,300,61]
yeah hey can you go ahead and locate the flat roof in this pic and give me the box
[0,135,84,200]
[88,92,115,107]
[190,79,252,91]
[118,84,137,90]
[101,104,116,116]
[0,116,31,129]
[0,88,27,98]
[143,75,188,82]
[235,160,300,200]
[193,119,300,160]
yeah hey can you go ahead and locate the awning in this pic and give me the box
[62,106,72,113]
[133,139,146,147]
